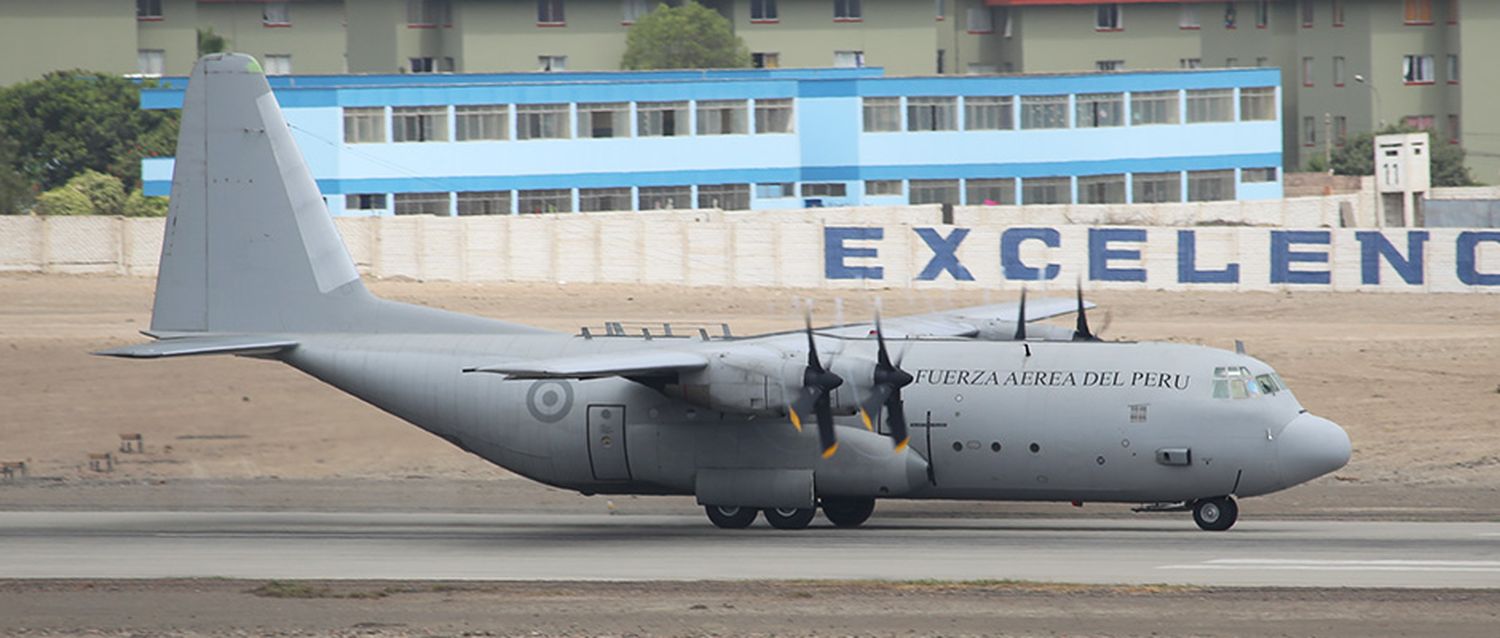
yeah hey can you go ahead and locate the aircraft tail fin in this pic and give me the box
[150,53,541,336]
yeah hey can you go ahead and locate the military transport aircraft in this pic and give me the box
[99,54,1351,532]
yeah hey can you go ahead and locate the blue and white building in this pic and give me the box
[140,66,1283,216]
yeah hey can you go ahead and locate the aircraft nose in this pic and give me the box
[1277,413,1352,487]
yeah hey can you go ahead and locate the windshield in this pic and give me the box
[1211,366,1290,400]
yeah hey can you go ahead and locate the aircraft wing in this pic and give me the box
[94,335,299,358]
[824,297,1091,339]
[464,350,709,379]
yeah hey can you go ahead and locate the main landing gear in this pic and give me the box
[703,497,878,530]
[1191,496,1239,531]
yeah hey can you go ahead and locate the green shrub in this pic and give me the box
[67,170,126,216]
[123,189,168,217]
[33,185,92,216]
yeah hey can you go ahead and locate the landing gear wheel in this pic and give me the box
[821,498,876,528]
[1192,496,1239,531]
[764,507,817,530]
[704,505,759,529]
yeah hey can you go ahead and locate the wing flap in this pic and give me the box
[465,350,708,379]
[94,336,298,359]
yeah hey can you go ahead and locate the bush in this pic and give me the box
[33,185,93,216]
[123,189,169,217]
[621,1,750,70]
[68,170,126,216]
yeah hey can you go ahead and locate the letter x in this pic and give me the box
[915,228,975,281]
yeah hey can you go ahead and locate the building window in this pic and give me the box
[1242,167,1278,183]
[343,108,385,143]
[1301,56,1314,86]
[1332,0,1344,25]
[263,54,292,76]
[834,50,865,67]
[456,105,508,141]
[751,0,778,21]
[345,194,387,211]
[967,6,994,33]
[539,55,567,71]
[622,0,649,23]
[756,183,795,198]
[1076,93,1123,128]
[697,100,749,135]
[409,57,453,73]
[1403,114,1435,130]
[1448,114,1460,144]
[1179,4,1199,29]
[1180,58,1201,69]
[1333,56,1346,86]
[1078,174,1125,204]
[519,189,572,214]
[1256,56,1269,67]
[834,0,862,21]
[578,187,632,212]
[1223,3,1237,28]
[907,97,957,132]
[1226,57,1239,68]
[866,180,902,196]
[1239,87,1276,121]
[1096,60,1124,71]
[1447,54,1459,83]
[1302,115,1317,146]
[538,0,566,24]
[407,0,451,26]
[754,99,794,133]
[263,2,290,26]
[137,0,162,20]
[936,0,945,20]
[137,49,164,76]
[638,101,688,137]
[1186,89,1233,124]
[964,96,1013,130]
[1404,0,1432,24]
[752,52,780,68]
[909,180,959,205]
[1096,4,1122,30]
[517,104,570,140]
[1256,0,1270,27]
[1187,170,1234,202]
[1301,0,1313,26]
[1133,172,1180,203]
[1335,115,1348,145]
[1020,95,1068,129]
[802,183,848,197]
[639,186,691,210]
[394,192,450,216]
[1131,90,1179,125]
[392,106,448,142]
[1448,0,1458,24]
[697,184,751,210]
[457,191,511,215]
[577,103,628,139]
[1022,177,1071,206]
[862,97,900,132]
[1403,55,1434,84]
[966,178,1015,205]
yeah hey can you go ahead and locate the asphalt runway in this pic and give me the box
[1,511,1497,588]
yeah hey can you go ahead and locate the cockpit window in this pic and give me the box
[1212,366,1282,400]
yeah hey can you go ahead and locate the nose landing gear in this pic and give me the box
[1191,496,1239,531]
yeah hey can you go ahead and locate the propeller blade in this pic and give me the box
[886,391,910,452]
[792,305,843,457]
[816,391,838,459]
[788,384,821,432]
[863,305,916,451]
[1013,287,1028,341]
[1073,280,1097,341]
[858,383,895,431]
[803,308,822,372]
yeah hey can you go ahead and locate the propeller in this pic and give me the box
[1013,287,1028,341]
[1073,280,1098,342]
[787,310,844,459]
[858,308,915,452]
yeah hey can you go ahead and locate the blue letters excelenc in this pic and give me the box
[914,227,975,281]
[1001,228,1062,281]
[1088,228,1147,282]
[1356,231,1427,285]
[1177,229,1241,284]
[1269,230,1331,285]
[824,226,884,280]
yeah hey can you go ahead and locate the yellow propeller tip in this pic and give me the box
[859,411,874,431]
[789,410,802,431]
[894,439,910,453]
[821,443,839,459]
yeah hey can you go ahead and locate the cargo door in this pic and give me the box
[586,404,630,481]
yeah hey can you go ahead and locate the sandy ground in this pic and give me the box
[2,579,1497,637]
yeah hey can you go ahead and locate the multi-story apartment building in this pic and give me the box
[1,1,1493,179]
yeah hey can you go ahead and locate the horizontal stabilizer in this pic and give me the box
[465,350,708,379]
[94,336,298,359]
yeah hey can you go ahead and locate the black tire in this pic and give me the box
[821,497,876,528]
[764,507,817,530]
[704,505,759,529]
[1192,496,1239,531]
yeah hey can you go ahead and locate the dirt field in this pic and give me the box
[1,273,1498,494]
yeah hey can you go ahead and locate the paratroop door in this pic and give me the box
[586,405,630,481]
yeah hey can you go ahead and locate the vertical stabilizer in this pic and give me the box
[151,53,363,333]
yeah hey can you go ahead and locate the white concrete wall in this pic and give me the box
[3,208,1495,293]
